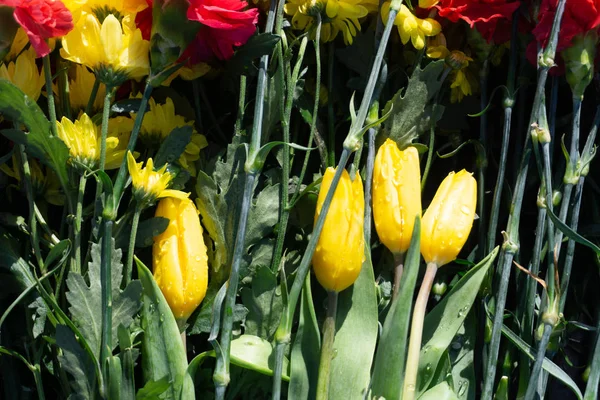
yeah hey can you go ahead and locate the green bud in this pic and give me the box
[432,282,447,297]
[552,190,562,207]
[562,31,598,99]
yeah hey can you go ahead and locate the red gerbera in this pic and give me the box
[436,0,520,43]
[186,0,259,61]
[0,0,73,57]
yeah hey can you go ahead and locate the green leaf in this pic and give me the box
[449,311,477,399]
[226,34,281,76]
[43,239,71,269]
[136,376,171,400]
[111,98,143,114]
[118,324,136,400]
[371,217,421,400]
[329,243,379,398]
[547,207,600,255]
[153,126,193,168]
[65,238,142,359]
[135,217,169,248]
[0,80,71,194]
[241,265,283,340]
[382,61,446,149]
[419,382,459,400]
[288,274,321,400]
[499,321,583,399]
[56,324,97,397]
[417,247,499,397]
[136,257,194,400]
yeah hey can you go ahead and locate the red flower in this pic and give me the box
[436,0,520,42]
[0,0,73,57]
[135,0,153,41]
[186,0,259,61]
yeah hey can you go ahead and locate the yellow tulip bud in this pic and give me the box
[312,167,365,292]
[373,139,421,255]
[421,169,477,267]
[153,196,208,320]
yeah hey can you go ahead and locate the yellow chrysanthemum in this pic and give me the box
[0,155,65,206]
[285,0,369,45]
[0,48,45,101]
[127,151,185,204]
[65,64,107,112]
[106,116,139,168]
[62,0,148,23]
[446,51,476,103]
[5,28,29,61]
[60,12,150,85]
[132,98,208,176]
[56,113,126,170]
[382,3,441,50]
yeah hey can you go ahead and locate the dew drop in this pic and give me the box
[460,205,470,215]
[423,345,431,354]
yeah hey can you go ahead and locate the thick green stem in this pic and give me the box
[124,205,141,287]
[32,365,46,400]
[234,75,247,138]
[43,55,58,136]
[315,291,338,400]
[584,309,600,400]
[85,78,101,116]
[363,127,376,244]
[403,262,438,400]
[524,323,553,400]
[392,252,405,301]
[72,175,87,274]
[540,142,555,304]
[100,220,114,388]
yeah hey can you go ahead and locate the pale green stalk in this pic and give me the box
[100,220,114,392]
[85,79,101,116]
[42,56,58,136]
[315,291,338,400]
[72,175,87,274]
[124,205,142,286]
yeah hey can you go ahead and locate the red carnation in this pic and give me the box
[436,0,520,42]
[135,0,153,41]
[186,0,259,61]
[0,0,73,57]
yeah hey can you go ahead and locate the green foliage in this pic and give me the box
[419,382,459,400]
[66,238,142,359]
[153,126,193,168]
[241,265,283,340]
[56,324,98,397]
[134,217,169,248]
[226,34,281,76]
[449,312,477,399]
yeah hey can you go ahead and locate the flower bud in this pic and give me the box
[562,31,597,99]
[153,196,208,320]
[312,167,365,292]
[421,169,477,267]
[373,139,421,255]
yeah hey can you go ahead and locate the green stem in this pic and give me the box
[98,86,114,172]
[72,175,87,274]
[100,220,114,388]
[192,80,204,132]
[315,291,338,400]
[124,205,142,287]
[477,60,489,261]
[584,309,600,400]
[34,204,60,245]
[392,252,405,301]
[524,323,552,400]
[540,142,555,304]
[234,75,246,138]
[57,59,71,120]
[43,55,58,136]
[32,365,46,400]
[86,78,101,116]
[421,126,435,191]
[403,262,438,400]
[327,41,336,167]
[112,83,153,204]
[363,127,377,244]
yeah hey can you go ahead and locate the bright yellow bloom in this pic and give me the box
[373,139,421,255]
[447,51,476,103]
[382,3,441,50]
[0,48,45,101]
[5,28,29,61]
[60,12,150,84]
[312,167,365,292]
[419,0,439,8]
[0,155,64,206]
[421,169,477,267]
[66,64,107,112]
[106,116,139,167]
[426,33,450,59]
[153,195,209,320]
[285,0,369,45]
[132,98,208,176]
[63,0,148,23]
[127,151,185,204]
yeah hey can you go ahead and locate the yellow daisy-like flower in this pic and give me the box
[132,98,208,176]
[60,12,150,85]
[5,28,29,61]
[67,64,107,113]
[284,0,369,45]
[0,155,65,206]
[62,0,148,23]
[56,113,126,170]
[127,151,185,205]
[446,50,477,103]
[381,3,441,50]
[0,48,45,101]
[426,33,450,59]
[106,116,139,168]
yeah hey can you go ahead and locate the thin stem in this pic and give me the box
[124,205,142,287]
[477,60,489,261]
[43,55,58,136]
[34,204,60,245]
[327,41,336,167]
[32,365,46,400]
[540,142,555,304]
[98,86,114,172]
[100,220,114,388]
[72,175,87,274]
[392,252,406,301]
[235,75,247,138]
[192,80,204,132]
[58,59,71,120]
[524,323,552,400]
[584,309,600,400]
[315,291,339,400]
[403,262,438,400]
[85,78,101,116]
[559,177,583,312]
[364,127,376,244]
[421,126,435,191]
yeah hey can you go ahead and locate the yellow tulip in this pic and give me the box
[421,169,477,267]
[373,139,421,255]
[153,196,208,320]
[312,167,365,292]
[0,48,45,101]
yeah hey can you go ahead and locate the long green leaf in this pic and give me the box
[500,322,583,400]
[417,247,499,397]
[136,258,194,400]
[371,217,421,400]
[419,382,459,400]
[547,207,600,255]
[329,243,378,398]
[449,311,477,400]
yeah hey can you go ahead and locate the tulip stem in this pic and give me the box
[86,78,101,116]
[403,262,438,400]
[124,205,142,287]
[73,175,87,274]
[316,291,338,400]
[43,55,58,136]
[392,252,406,301]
